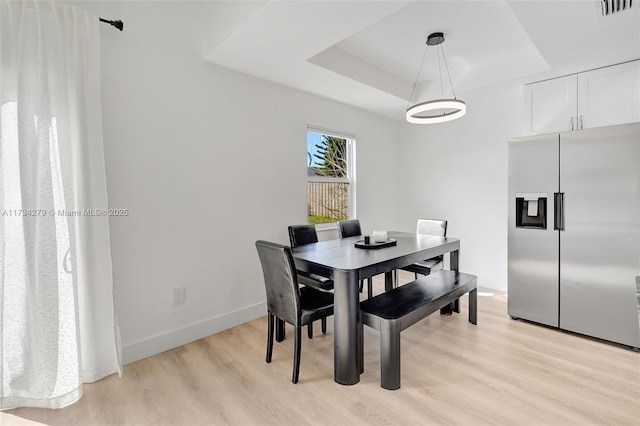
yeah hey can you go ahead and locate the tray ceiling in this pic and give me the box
[203,1,640,120]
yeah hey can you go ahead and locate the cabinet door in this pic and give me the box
[524,75,577,135]
[578,60,640,129]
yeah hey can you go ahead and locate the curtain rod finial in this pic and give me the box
[99,18,124,32]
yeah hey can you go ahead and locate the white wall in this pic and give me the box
[67,0,528,365]
[74,1,402,363]
[397,83,525,291]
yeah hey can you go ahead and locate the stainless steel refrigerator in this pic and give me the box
[508,123,640,349]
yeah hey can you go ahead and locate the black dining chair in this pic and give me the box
[336,219,373,299]
[288,224,333,338]
[288,225,334,292]
[400,219,448,278]
[255,240,334,384]
[337,219,362,240]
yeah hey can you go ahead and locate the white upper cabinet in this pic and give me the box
[524,60,640,135]
[524,75,577,135]
[577,61,640,130]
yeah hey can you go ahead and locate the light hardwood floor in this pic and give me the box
[4,271,640,426]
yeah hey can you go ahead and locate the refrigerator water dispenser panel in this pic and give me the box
[515,193,547,229]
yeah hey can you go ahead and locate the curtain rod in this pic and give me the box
[99,18,123,32]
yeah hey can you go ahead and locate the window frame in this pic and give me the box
[306,125,356,228]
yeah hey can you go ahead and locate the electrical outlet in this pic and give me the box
[172,287,186,306]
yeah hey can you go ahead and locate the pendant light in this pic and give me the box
[406,32,466,124]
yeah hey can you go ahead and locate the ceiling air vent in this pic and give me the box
[598,0,634,17]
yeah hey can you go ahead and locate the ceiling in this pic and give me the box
[202,1,640,121]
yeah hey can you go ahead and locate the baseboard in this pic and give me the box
[121,302,267,365]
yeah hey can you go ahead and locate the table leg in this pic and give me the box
[450,249,459,271]
[440,249,460,315]
[333,270,361,385]
[384,270,395,292]
[451,249,460,313]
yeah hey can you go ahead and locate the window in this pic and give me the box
[306,126,355,225]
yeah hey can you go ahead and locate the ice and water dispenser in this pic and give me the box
[515,193,547,229]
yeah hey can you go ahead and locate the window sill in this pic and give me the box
[315,223,337,233]
[315,223,339,241]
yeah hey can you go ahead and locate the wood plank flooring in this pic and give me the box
[4,271,640,425]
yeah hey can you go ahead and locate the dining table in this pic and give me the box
[291,231,461,385]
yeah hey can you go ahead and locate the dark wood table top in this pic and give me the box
[291,231,460,274]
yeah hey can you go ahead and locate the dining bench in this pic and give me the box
[359,270,477,390]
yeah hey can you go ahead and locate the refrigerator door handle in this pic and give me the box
[554,192,565,231]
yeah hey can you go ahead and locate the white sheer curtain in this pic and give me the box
[0,0,121,409]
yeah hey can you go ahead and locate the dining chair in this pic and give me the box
[401,219,448,278]
[336,219,362,239]
[255,240,334,384]
[336,219,373,299]
[288,224,334,338]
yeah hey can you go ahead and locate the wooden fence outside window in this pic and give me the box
[307,181,349,222]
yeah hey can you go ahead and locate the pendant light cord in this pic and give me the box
[440,43,457,99]
[407,44,429,109]
[438,45,444,98]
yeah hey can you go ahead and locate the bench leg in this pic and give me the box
[440,304,453,315]
[380,320,401,390]
[469,289,477,325]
